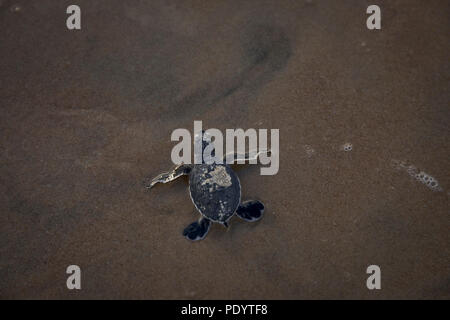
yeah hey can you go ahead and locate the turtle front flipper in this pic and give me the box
[236,200,264,222]
[223,149,271,164]
[144,164,192,189]
[183,217,211,241]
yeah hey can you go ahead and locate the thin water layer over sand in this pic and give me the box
[0,0,449,299]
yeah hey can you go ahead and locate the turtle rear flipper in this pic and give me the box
[236,200,264,222]
[183,217,211,241]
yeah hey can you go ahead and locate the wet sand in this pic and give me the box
[0,0,449,299]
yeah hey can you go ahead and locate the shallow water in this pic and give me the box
[0,0,448,299]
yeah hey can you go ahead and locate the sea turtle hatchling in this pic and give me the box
[145,131,268,241]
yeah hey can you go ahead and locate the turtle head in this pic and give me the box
[194,130,216,164]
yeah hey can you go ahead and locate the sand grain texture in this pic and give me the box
[0,0,449,299]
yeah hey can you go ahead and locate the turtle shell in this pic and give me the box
[189,164,241,222]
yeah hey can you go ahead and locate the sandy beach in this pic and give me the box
[0,0,448,299]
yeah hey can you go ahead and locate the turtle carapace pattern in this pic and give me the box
[145,131,268,241]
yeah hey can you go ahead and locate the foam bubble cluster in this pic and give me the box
[341,142,353,152]
[413,171,443,192]
[392,159,443,192]
[304,144,315,157]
